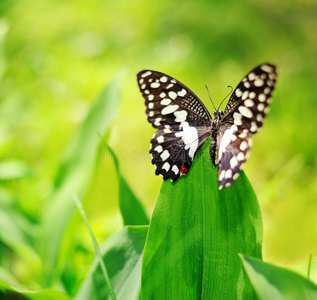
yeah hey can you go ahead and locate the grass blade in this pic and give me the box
[141,139,262,299]
[72,194,116,300]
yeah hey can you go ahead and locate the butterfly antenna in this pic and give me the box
[217,86,233,110]
[205,85,217,111]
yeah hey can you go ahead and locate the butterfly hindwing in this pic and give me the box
[150,126,210,181]
[216,127,252,189]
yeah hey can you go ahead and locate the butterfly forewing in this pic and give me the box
[137,70,212,128]
[137,70,212,181]
[224,63,277,133]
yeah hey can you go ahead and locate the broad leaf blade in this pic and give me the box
[241,255,317,300]
[42,73,122,285]
[105,144,149,225]
[76,226,148,300]
[141,139,262,299]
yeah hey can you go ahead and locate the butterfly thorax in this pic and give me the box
[210,110,224,166]
[211,110,224,137]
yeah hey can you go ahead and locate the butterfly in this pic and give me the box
[137,64,277,189]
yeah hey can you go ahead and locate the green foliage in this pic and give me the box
[76,226,148,300]
[141,140,262,299]
[241,255,317,300]
[41,73,123,286]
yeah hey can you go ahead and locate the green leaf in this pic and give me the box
[76,226,148,300]
[241,255,317,300]
[0,279,71,300]
[104,143,149,225]
[41,73,123,286]
[141,139,262,299]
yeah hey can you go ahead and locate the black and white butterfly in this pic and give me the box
[137,64,277,189]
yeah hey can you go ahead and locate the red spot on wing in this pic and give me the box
[180,164,189,175]
[218,168,221,177]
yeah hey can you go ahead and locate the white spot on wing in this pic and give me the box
[254,79,264,87]
[154,145,163,153]
[162,162,170,172]
[159,92,166,98]
[248,72,255,81]
[261,64,274,73]
[233,173,240,180]
[177,89,187,97]
[160,76,168,82]
[168,91,177,100]
[174,110,188,122]
[162,105,179,115]
[161,98,171,105]
[242,91,249,100]
[237,152,245,161]
[154,118,161,126]
[249,92,256,99]
[148,103,154,109]
[148,94,154,101]
[230,156,238,168]
[160,150,170,161]
[264,87,271,94]
[225,169,232,179]
[256,114,263,122]
[233,112,242,126]
[250,121,257,132]
[244,82,251,88]
[157,136,164,143]
[244,99,254,107]
[141,71,152,78]
[235,89,242,97]
[258,94,266,102]
[238,106,253,118]
[151,82,160,88]
[257,103,265,111]
[172,165,179,175]
[240,141,248,151]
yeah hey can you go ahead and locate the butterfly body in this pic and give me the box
[137,64,277,189]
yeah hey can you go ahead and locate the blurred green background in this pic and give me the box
[0,0,316,294]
